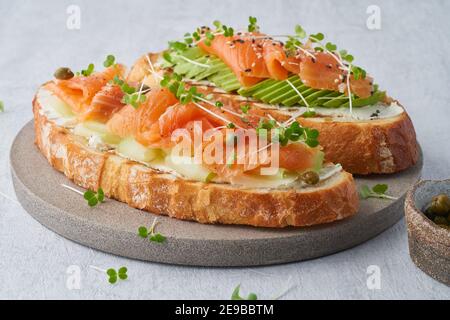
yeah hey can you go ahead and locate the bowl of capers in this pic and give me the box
[405,180,450,286]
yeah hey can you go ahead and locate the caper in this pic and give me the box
[424,207,436,221]
[429,194,450,216]
[433,216,448,226]
[301,171,320,185]
[54,67,74,80]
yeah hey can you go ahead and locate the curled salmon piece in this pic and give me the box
[77,84,125,122]
[299,52,373,98]
[262,41,289,80]
[198,34,268,87]
[107,87,179,145]
[45,64,126,115]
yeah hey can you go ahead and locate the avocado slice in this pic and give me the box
[253,76,300,100]
[262,77,303,104]
[282,86,316,106]
[237,78,277,96]
[340,91,385,108]
[321,93,348,108]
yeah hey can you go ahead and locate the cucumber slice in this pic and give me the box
[51,98,75,118]
[73,122,122,145]
[117,137,162,163]
[165,155,212,182]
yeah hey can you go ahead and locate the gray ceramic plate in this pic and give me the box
[11,121,423,266]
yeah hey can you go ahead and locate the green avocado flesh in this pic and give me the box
[164,47,385,108]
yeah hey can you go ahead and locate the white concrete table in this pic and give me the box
[0,0,449,299]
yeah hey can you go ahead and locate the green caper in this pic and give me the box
[433,216,448,226]
[301,171,320,185]
[424,207,436,221]
[54,67,74,80]
[428,194,450,216]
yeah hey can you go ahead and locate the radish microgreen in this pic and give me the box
[231,285,258,300]
[103,54,116,68]
[106,267,128,284]
[360,184,397,200]
[83,188,105,207]
[112,76,149,109]
[248,16,259,32]
[138,218,166,243]
[80,63,95,76]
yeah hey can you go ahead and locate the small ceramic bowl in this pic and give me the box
[405,179,450,286]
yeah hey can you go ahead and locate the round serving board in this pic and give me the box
[11,121,423,267]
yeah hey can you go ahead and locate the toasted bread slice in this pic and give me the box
[33,87,359,228]
[128,52,419,175]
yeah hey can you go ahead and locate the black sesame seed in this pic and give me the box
[244,68,252,72]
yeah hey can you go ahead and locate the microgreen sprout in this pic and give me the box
[231,285,258,300]
[248,16,259,32]
[359,184,397,200]
[106,267,128,284]
[240,104,250,114]
[89,265,128,284]
[138,218,166,243]
[80,63,95,76]
[103,54,116,68]
[112,76,148,109]
[83,188,105,207]
[160,73,203,104]
[256,119,319,148]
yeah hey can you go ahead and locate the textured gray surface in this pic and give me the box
[11,122,423,266]
[1,0,450,299]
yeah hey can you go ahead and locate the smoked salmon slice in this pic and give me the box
[78,84,125,122]
[198,33,293,87]
[299,52,373,98]
[46,64,126,115]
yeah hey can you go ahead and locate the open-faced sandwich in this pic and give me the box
[33,43,360,227]
[128,18,419,175]
[34,17,422,228]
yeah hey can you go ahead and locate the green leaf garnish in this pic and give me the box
[103,54,116,68]
[215,101,223,108]
[112,76,148,109]
[240,104,250,114]
[81,63,95,76]
[231,285,258,300]
[106,267,127,284]
[227,122,236,129]
[309,32,324,42]
[248,16,259,32]
[150,233,166,243]
[325,42,337,51]
[0,100,3,112]
[137,219,166,244]
[359,184,397,200]
[294,24,307,39]
[138,226,148,238]
[83,188,105,207]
